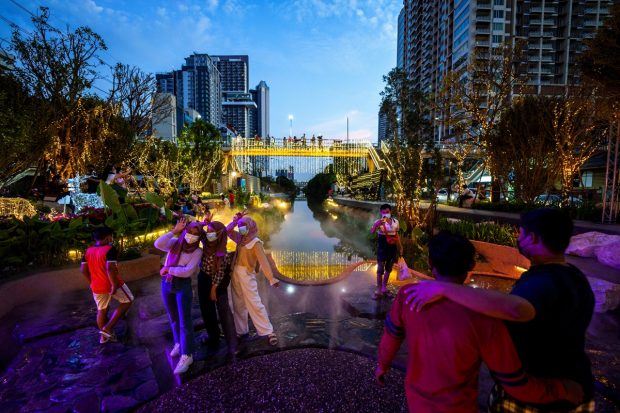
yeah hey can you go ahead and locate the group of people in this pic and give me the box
[376,208,595,412]
[81,210,280,375]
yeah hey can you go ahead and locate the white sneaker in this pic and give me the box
[169,343,180,357]
[173,354,193,374]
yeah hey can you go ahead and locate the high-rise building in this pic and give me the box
[156,53,222,128]
[378,109,388,145]
[212,55,257,138]
[152,93,179,142]
[402,0,616,142]
[254,81,270,138]
[397,8,405,69]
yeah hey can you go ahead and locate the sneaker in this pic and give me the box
[170,343,180,358]
[173,354,193,374]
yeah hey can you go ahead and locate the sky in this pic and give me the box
[0,0,402,143]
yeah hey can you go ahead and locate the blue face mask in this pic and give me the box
[206,232,218,242]
[381,213,391,219]
[238,226,249,236]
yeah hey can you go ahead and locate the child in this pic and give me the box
[370,204,402,299]
[154,218,203,374]
[227,214,279,346]
[81,227,134,344]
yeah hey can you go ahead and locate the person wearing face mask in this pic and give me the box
[227,213,280,346]
[402,209,595,412]
[154,218,203,374]
[197,216,238,357]
[370,204,403,300]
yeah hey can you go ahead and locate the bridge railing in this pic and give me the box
[229,137,372,151]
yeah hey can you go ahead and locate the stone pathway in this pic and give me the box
[0,267,619,412]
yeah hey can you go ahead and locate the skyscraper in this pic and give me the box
[212,55,257,138]
[254,81,270,138]
[401,0,616,142]
[397,8,405,69]
[155,53,222,128]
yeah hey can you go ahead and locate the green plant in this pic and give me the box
[436,217,517,247]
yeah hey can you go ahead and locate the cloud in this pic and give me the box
[83,0,104,14]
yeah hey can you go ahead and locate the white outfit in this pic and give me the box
[230,238,276,336]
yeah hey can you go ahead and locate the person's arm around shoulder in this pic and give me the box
[376,288,406,385]
[481,317,583,405]
[403,281,535,322]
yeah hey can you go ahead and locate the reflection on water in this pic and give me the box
[270,251,363,284]
[266,200,372,284]
[263,199,519,292]
[468,275,515,293]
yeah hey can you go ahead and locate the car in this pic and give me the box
[436,188,458,203]
[534,194,583,206]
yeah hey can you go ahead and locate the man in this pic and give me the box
[458,184,475,207]
[376,231,582,413]
[370,204,402,299]
[404,209,595,412]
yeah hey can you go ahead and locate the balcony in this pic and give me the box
[476,15,491,22]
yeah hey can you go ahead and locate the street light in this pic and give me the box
[288,114,294,137]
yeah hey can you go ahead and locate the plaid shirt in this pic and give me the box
[488,384,595,413]
[200,252,233,286]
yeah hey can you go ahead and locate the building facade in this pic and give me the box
[212,55,257,138]
[155,53,222,128]
[401,0,616,142]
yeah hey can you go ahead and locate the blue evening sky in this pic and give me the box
[1,0,401,142]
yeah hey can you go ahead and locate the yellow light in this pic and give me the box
[231,171,238,177]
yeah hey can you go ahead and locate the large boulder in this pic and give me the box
[566,232,619,257]
[595,240,620,270]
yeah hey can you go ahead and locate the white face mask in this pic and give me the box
[238,226,249,236]
[206,232,218,242]
[381,213,391,219]
[184,233,200,244]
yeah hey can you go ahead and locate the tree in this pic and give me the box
[542,93,604,203]
[8,7,109,180]
[107,63,170,138]
[129,137,180,196]
[178,119,223,193]
[491,96,555,203]
[437,42,528,189]
[304,172,335,204]
[380,68,432,233]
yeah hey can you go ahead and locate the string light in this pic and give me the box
[0,198,37,220]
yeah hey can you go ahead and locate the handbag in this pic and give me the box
[397,256,411,281]
[386,233,400,245]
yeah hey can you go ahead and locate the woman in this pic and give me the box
[197,220,237,356]
[227,214,279,346]
[154,218,202,374]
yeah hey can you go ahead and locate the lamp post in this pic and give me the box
[288,114,294,137]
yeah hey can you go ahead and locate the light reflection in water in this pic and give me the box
[270,250,364,283]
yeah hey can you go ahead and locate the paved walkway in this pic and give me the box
[0,263,619,412]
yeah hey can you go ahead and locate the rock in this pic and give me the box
[134,380,159,401]
[72,392,100,413]
[588,277,620,313]
[595,241,620,270]
[566,232,620,257]
[101,395,138,412]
